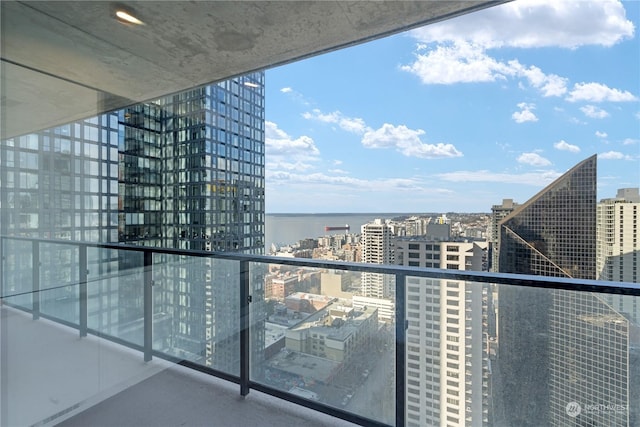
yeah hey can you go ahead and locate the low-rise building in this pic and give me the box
[285,304,378,363]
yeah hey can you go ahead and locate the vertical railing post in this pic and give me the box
[143,250,153,362]
[79,244,88,337]
[0,238,6,425]
[0,236,4,299]
[32,241,40,320]
[239,260,250,397]
[1,295,8,427]
[395,273,407,427]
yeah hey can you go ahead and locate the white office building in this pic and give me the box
[597,188,640,322]
[360,219,394,299]
[395,238,489,427]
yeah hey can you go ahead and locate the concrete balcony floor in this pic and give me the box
[59,365,359,427]
[1,305,357,427]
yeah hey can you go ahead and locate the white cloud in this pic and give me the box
[567,83,638,103]
[400,41,512,85]
[266,170,363,186]
[266,170,448,195]
[436,169,561,186]
[362,124,463,159]
[332,160,343,166]
[595,131,608,138]
[269,161,315,172]
[512,102,538,123]
[553,140,580,153]
[328,169,349,175]
[517,152,552,167]
[401,42,568,97]
[265,121,320,172]
[599,151,633,160]
[266,121,319,156]
[623,138,639,145]
[279,87,312,106]
[402,1,635,99]
[508,62,568,97]
[409,0,634,49]
[302,109,368,134]
[580,105,610,119]
[303,109,462,159]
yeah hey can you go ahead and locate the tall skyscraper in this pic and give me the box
[597,188,640,326]
[131,77,265,372]
[488,199,518,272]
[1,73,266,373]
[395,238,489,427]
[360,219,394,298]
[497,155,636,426]
[597,188,639,283]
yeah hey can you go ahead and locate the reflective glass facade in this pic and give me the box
[1,73,266,373]
[497,155,637,426]
[118,78,265,254]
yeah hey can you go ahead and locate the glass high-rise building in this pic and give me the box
[497,155,636,426]
[118,78,265,254]
[117,75,266,371]
[1,72,266,373]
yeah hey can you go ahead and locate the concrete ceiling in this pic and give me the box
[1,1,504,139]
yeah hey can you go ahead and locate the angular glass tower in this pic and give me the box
[497,155,635,426]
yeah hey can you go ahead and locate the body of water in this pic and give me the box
[265,213,410,252]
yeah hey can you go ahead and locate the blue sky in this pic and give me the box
[264,0,640,213]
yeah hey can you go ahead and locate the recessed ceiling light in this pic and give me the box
[115,8,144,25]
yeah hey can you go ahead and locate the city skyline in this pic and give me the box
[265,0,639,213]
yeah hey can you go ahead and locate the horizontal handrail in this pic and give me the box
[2,235,639,296]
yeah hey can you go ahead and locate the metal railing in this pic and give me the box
[1,235,639,427]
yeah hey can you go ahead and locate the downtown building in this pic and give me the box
[0,73,266,374]
[360,219,395,299]
[597,188,640,323]
[496,155,638,426]
[597,188,639,283]
[395,238,489,427]
[488,199,518,273]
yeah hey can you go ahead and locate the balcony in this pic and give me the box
[2,236,640,426]
[2,305,355,427]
